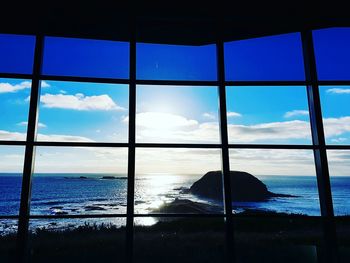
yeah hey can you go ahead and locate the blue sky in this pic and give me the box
[0,30,350,175]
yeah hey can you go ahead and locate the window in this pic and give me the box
[137,43,217,80]
[31,147,128,215]
[224,33,305,81]
[226,86,312,144]
[313,28,350,80]
[42,37,129,79]
[136,85,220,143]
[0,29,348,263]
[37,81,129,143]
[0,34,35,74]
[319,86,350,145]
[0,78,32,141]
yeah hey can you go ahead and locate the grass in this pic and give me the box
[1,216,350,263]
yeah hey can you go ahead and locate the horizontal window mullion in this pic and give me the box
[39,74,130,84]
[135,79,219,86]
[0,72,33,79]
[228,144,315,149]
[135,143,222,148]
[0,141,27,146]
[133,213,225,218]
[33,141,129,147]
[225,80,311,86]
[28,214,127,219]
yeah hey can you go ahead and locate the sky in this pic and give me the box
[0,29,350,176]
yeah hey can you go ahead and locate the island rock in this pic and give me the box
[190,171,293,202]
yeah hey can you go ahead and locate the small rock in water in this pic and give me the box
[84,205,107,211]
[50,206,64,209]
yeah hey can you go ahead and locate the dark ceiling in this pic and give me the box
[1,1,349,45]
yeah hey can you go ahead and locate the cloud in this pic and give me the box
[227,112,242,118]
[40,93,126,111]
[202,112,216,120]
[323,117,350,137]
[129,112,198,130]
[132,111,350,144]
[41,81,50,88]
[284,110,309,118]
[228,120,312,143]
[17,121,47,128]
[0,130,26,140]
[330,137,347,143]
[326,88,350,94]
[0,81,31,93]
[229,149,316,176]
[0,130,93,142]
[36,134,94,142]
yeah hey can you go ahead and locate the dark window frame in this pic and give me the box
[0,30,347,263]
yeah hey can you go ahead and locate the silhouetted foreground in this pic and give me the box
[190,171,294,201]
[1,216,350,263]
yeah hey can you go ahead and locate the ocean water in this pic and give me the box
[1,173,350,234]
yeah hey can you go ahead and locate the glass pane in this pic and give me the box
[42,37,129,79]
[233,216,321,263]
[0,146,25,216]
[134,217,226,263]
[226,86,312,144]
[0,78,31,141]
[31,147,128,215]
[29,218,126,263]
[136,85,220,143]
[0,34,35,74]
[330,150,350,263]
[135,148,222,214]
[37,81,128,142]
[313,28,350,80]
[319,86,350,145]
[137,43,217,80]
[336,217,350,263]
[229,149,319,216]
[0,219,18,263]
[327,150,350,216]
[224,33,305,81]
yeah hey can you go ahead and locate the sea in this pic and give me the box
[1,173,350,235]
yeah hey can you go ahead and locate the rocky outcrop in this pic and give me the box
[190,171,294,202]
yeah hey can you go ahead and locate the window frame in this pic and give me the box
[0,30,345,262]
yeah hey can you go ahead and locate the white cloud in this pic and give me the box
[228,120,312,143]
[36,134,94,142]
[284,110,309,118]
[0,130,26,141]
[331,137,347,143]
[59,90,67,94]
[323,117,350,137]
[230,149,316,176]
[202,112,216,120]
[132,111,350,144]
[133,112,198,130]
[0,81,31,93]
[40,93,126,111]
[0,130,93,142]
[41,81,50,88]
[17,121,47,128]
[227,111,242,118]
[326,88,350,94]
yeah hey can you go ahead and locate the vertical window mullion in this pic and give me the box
[301,30,338,263]
[17,35,44,262]
[217,40,236,263]
[126,33,137,263]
